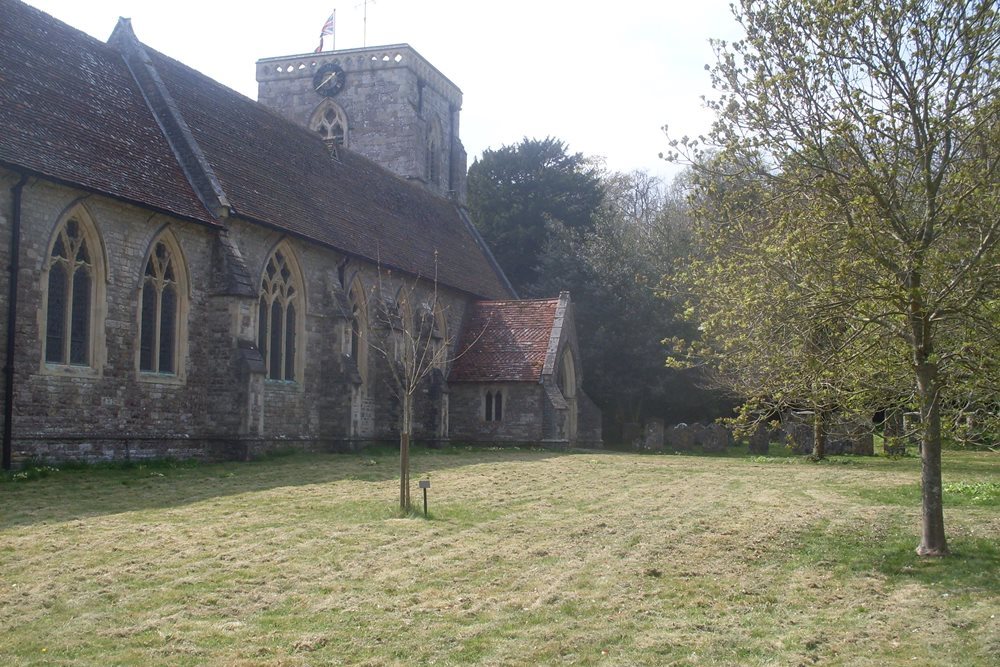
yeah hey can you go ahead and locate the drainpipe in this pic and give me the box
[3,172,28,470]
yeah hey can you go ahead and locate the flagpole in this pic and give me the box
[332,9,337,51]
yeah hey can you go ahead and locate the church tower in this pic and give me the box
[256,45,467,202]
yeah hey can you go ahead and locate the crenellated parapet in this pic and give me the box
[256,44,462,108]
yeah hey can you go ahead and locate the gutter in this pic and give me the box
[3,172,28,470]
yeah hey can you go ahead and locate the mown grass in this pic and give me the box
[1,447,997,665]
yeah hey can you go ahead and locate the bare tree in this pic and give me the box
[349,253,487,512]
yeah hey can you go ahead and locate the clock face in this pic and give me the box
[313,63,346,97]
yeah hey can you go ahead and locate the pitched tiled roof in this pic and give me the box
[0,0,215,225]
[0,0,513,300]
[145,46,511,298]
[449,299,559,382]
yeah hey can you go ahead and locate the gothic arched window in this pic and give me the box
[309,100,348,147]
[139,236,186,375]
[44,213,103,368]
[258,245,302,381]
[348,279,369,385]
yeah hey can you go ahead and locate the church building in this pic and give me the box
[0,0,601,467]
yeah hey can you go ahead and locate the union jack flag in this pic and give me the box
[315,10,335,52]
[320,11,336,37]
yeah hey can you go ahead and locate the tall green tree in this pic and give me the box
[535,170,733,438]
[466,137,604,296]
[671,154,899,459]
[669,0,1000,555]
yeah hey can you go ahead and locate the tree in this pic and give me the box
[357,259,454,512]
[669,0,1000,554]
[670,154,898,459]
[466,137,604,296]
[534,169,733,438]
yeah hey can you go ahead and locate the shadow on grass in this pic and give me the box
[791,521,999,593]
[0,445,565,529]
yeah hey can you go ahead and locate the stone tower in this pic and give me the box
[256,44,467,202]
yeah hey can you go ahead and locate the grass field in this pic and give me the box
[1,446,997,666]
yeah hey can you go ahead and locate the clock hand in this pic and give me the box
[315,72,337,91]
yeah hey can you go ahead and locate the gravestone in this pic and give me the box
[644,418,664,451]
[669,424,695,451]
[701,423,731,452]
[749,425,771,455]
[623,422,642,449]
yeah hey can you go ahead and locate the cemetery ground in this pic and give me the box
[1,446,997,666]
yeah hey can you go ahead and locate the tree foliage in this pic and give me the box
[466,137,604,296]
[534,170,734,435]
[668,0,1000,555]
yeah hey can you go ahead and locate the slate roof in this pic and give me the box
[0,0,513,300]
[0,0,213,224]
[449,299,559,383]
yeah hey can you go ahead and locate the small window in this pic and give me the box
[426,118,443,185]
[485,390,503,422]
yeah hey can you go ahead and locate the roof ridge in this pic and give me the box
[475,297,560,305]
[108,17,231,220]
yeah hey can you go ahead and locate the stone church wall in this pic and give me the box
[0,170,475,464]
[449,383,545,444]
[1,176,233,462]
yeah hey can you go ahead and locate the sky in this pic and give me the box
[22,0,743,184]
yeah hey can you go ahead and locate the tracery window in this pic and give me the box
[310,101,348,147]
[45,217,96,366]
[139,240,182,374]
[258,247,301,381]
[485,389,503,422]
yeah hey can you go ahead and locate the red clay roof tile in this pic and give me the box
[449,299,559,382]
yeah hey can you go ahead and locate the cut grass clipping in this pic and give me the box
[1,448,997,665]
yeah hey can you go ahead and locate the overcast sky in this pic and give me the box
[24,0,742,184]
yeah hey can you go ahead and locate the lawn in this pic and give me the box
[1,447,997,666]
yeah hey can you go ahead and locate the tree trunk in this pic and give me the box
[908,273,948,556]
[400,393,412,511]
[812,410,826,460]
[915,363,948,556]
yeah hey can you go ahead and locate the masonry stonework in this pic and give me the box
[0,171,483,464]
[0,1,601,466]
[256,45,468,202]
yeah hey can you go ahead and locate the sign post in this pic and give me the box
[418,479,430,516]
